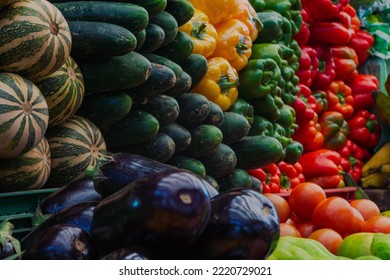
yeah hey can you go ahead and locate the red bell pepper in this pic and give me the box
[311,46,336,90]
[292,112,324,152]
[308,21,353,46]
[312,89,328,116]
[330,46,359,82]
[277,161,305,190]
[298,149,345,189]
[348,30,374,64]
[248,164,281,193]
[292,83,316,123]
[342,4,361,32]
[296,46,319,87]
[349,74,379,111]
[293,8,310,47]
[337,139,371,183]
[347,109,381,151]
[326,80,354,120]
[319,111,350,150]
[301,0,349,21]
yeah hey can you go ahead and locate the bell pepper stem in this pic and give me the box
[219,75,238,93]
[191,22,207,39]
[365,118,377,133]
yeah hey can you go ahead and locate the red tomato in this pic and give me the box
[350,207,364,234]
[361,215,390,233]
[349,199,381,221]
[312,196,354,237]
[307,228,343,255]
[288,182,327,221]
[296,221,316,238]
[264,193,291,223]
[280,223,302,237]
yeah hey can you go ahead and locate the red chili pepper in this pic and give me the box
[292,112,324,152]
[277,161,305,190]
[293,8,310,46]
[347,109,381,150]
[292,83,316,123]
[349,74,379,111]
[326,80,354,120]
[311,46,336,90]
[248,164,281,193]
[348,30,374,64]
[329,45,359,82]
[296,46,319,87]
[301,0,350,21]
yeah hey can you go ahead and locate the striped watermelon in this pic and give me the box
[0,72,49,158]
[35,56,85,127]
[0,0,72,81]
[0,137,51,193]
[45,115,107,187]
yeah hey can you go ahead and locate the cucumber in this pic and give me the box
[217,169,252,193]
[126,62,177,99]
[159,122,191,153]
[126,0,167,17]
[149,11,178,46]
[76,91,132,130]
[68,21,137,59]
[176,93,210,127]
[143,53,183,80]
[229,135,284,170]
[202,101,224,126]
[163,71,192,98]
[154,31,194,64]
[54,1,149,33]
[180,124,223,158]
[101,109,159,148]
[199,143,237,179]
[134,29,146,51]
[215,112,251,144]
[134,94,179,127]
[139,23,166,54]
[181,54,208,90]
[165,0,195,26]
[77,52,152,95]
[167,155,206,178]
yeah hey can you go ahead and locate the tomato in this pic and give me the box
[350,207,364,234]
[307,228,343,255]
[361,215,390,233]
[349,199,381,221]
[280,223,302,237]
[264,193,291,223]
[288,182,327,221]
[296,221,316,238]
[312,196,354,237]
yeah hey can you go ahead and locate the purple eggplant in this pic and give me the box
[22,224,99,260]
[91,169,211,255]
[39,177,102,214]
[0,221,20,259]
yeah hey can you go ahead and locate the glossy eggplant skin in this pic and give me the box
[21,201,98,249]
[91,169,211,255]
[39,178,102,214]
[22,224,99,260]
[189,188,280,260]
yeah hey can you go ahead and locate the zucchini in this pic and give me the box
[199,143,237,179]
[54,1,149,33]
[134,29,146,51]
[217,169,252,193]
[76,91,132,130]
[164,71,192,98]
[154,31,194,64]
[167,155,206,178]
[181,54,208,90]
[143,53,183,80]
[139,23,166,54]
[175,93,210,127]
[230,135,284,170]
[165,0,195,26]
[68,21,137,59]
[215,112,251,144]
[126,0,167,17]
[102,109,159,148]
[77,52,152,95]
[202,101,224,126]
[159,122,191,153]
[149,11,178,46]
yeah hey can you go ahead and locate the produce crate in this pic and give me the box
[363,188,390,212]
[0,188,58,239]
[276,187,357,202]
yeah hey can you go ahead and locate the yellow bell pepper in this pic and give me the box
[178,8,217,58]
[193,57,239,111]
[188,0,239,25]
[212,19,252,71]
[231,0,261,41]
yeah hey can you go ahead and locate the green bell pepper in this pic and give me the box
[273,122,292,148]
[288,0,303,35]
[228,98,255,125]
[283,140,304,164]
[251,43,297,68]
[264,0,291,16]
[277,104,298,137]
[248,0,266,12]
[255,10,292,45]
[250,94,283,121]
[248,115,274,136]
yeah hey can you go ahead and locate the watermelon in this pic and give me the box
[0,72,49,158]
[45,115,107,187]
[0,0,72,81]
[0,137,51,193]
[34,56,85,127]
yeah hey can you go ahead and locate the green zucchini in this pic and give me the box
[159,122,191,153]
[215,112,251,144]
[143,53,183,80]
[126,0,167,17]
[68,21,137,59]
[101,109,159,148]
[167,155,206,178]
[230,135,284,170]
[149,11,178,46]
[54,1,149,33]
[181,54,208,90]
[217,169,252,193]
[165,0,195,26]
[77,52,152,95]
[176,93,210,127]
[199,143,237,179]
[202,101,224,126]
[163,71,192,98]
[139,23,166,54]
[154,31,194,64]
[76,91,132,130]
[134,29,146,51]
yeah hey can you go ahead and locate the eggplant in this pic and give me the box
[21,201,98,249]
[22,224,99,260]
[0,221,20,259]
[39,177,102,214]
[189,188,280,260]
[94,152,218,198]
[91,169,211,255]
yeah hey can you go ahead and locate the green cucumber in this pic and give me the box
[202,101,224,126]
[159,122,191,153]
[126,0,167,17]
[163,71,192,98]
[134,94,179,127]
[54,1,149,33]
[167,155,206,178]
[165,0,195,26]
[77,52,152,95]
[154,31,194,64]
[143,53,183,80]
[149,11,178,46]
[139,23,166,54]
[230,135,284,170]
[199,143,237,179]
[181,54,208,90]
[68,21,137,59]
[76,91,132,130]
[217,169,252,193]
[101,109,159,148]
[176,93,210,127]
[134,29,146,51]
[215,112,251,144]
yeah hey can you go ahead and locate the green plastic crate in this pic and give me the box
[0,188,58,239]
